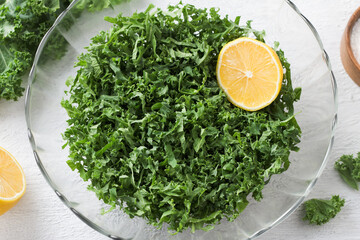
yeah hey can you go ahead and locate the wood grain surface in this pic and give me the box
[1,1,360,240]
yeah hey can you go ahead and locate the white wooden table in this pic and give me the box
[1,1,360,239]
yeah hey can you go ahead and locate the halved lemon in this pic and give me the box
[0,146,26,216]
[216,37,283,111]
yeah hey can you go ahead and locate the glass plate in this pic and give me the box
[25,0,337,239]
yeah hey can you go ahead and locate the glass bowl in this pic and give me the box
[25,0,337,239]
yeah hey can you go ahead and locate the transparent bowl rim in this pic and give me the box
[25,0,338,239]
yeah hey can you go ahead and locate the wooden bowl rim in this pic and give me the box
[345,7,360,71]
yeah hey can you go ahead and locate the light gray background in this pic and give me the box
[1,0,360,239]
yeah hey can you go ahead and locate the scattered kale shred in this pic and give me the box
[62,3,302,233]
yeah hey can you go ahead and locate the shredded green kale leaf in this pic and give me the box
[335,152,360,190]
[303,195,345,225]
[62,3,302,233]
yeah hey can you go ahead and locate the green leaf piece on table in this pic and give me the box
[303,195,345,225]
[335,152,360,190]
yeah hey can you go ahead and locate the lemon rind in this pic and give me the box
[0,146,26,202]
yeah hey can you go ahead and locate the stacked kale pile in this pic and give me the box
[62,3,302,233]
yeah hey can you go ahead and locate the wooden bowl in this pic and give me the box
[341,7,360,86]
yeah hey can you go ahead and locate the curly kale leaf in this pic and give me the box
[76,0,130,12]
[335,152,360,190]
[0,0,72,100]
[0,46,32,99]
[0,0,131,100]
[303,195,345,225]
[62,3,302,233]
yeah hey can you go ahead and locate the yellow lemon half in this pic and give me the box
[216,37,283,111]
[0,146,26,216]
